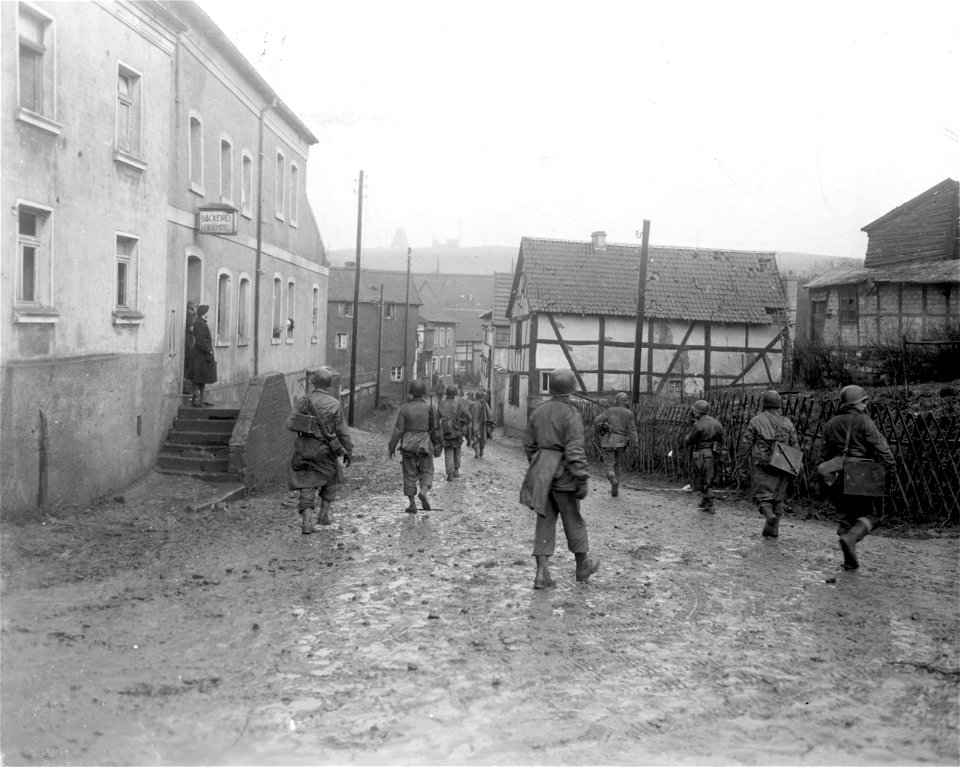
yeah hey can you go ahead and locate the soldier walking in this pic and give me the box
[467,391,494,458]
[388,380,443,513]
[438,385,469,480]
[520,368,600,589]
[593,392,638,497]
[820,385,896,569]
[683,399,724,512]
[741,390,799,537]
[286,369,353,534]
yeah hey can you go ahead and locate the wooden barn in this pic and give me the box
[801,178,959,346]
[500,232,789,437]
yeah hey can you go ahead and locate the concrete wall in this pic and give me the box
[229,372,295,493]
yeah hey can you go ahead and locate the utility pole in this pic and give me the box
[403,246,411,388]
[375,283,384,408]
[631,219,651,405]
[348,170,363,426]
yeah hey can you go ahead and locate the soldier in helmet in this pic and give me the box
[388,380,444,513]
[741,390,799,537]
[520,368,600,589]
[467,390,494,458]
[820,384,896,569]
[438,384,470,480]
[683,399,724,512]
[593,391,638,497]
[286,368,353,534]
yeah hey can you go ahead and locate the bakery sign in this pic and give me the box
[197,203,238,235]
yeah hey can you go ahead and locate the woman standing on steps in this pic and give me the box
[188,304,217,407]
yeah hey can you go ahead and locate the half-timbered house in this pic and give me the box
[500,232,788,437]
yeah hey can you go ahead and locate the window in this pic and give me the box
[339,302,353,317]
[275,150,285,219]
[665,379,682,396]
[237,276,251,345]
[289,162,299,226]
[18,3,55,123]
[811,299,826,342]
[220,136,233,203]
[384,303,395,319]
[241,151,253,218]
[391,365,403,382]
[311,286,320,343]
[115,63,143,163]
[540,371,551,393]
[839,286,859,324]
[271,276,282,341]
[514,320,522,348]
[17,203,52,306]
[509,374,520,406]
[216,271,232,344]
[286,279,296,342]
[189,112,204,194]
[335,332,349,350]
[495,326,510,345]
[115,235,139,311]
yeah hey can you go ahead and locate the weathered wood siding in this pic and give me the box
[864,181,959,268]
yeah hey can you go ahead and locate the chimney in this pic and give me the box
[591,231,607,251]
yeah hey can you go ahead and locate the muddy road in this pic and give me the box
[2,426,958,765]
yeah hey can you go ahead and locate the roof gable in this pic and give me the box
[328,268,422,305]
[514,237,786,324]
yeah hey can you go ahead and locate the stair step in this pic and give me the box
[173,417,235,433]
[157,454,229,473]
[167,430,232,445]
[156,467,241,484]
[160,443,229,458]
[177,405,241,421]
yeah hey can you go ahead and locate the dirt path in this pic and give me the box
[2,427,958,765]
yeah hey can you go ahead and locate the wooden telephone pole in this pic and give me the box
[631,220,651,405]
[348,170,363,426]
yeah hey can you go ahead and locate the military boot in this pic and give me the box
[760,503,778,537]
[417,491,431,511]
[839,518,872,570]
[474,445,481,458]
[608,472,619,498]
[317,500,333,526]
[533,555,555,589]
[405,495,418,514]
[300,507,316,535]
[575,552,601,583]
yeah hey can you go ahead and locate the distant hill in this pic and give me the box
[775,252,864,278]
[328,245,517,275]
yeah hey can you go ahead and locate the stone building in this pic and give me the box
[1,1,328,516]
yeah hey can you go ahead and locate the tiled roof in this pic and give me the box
[328,267,422,305]
[492,272,513,325]
[413,274,495,310]
[804,260,960,289]
[444,309,485,341]
[513,237,786,324]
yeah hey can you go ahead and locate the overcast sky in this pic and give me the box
[198,0,958,258]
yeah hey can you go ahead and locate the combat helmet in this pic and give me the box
[692,400,710,415]
[840,384,868,405]
[408,380,427,398]
[761,390,782,409]
[615,392,629,404]
[445,385,459,398]
[549,368,577,396]
[311,368,334,389]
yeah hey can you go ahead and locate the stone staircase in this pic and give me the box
[156,402,242,482]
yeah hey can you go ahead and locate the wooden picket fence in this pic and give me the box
[573,391,960,526]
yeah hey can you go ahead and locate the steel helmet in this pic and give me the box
[692,400,710,415]
[840,384,868,405]
[615,392,629,404]
[311,368,333,389]
[408,380,427,397]
[445,385,459,398]
[548,368,577,396]
[761,390,782,409]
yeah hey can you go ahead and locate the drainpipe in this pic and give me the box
[253,98,277,377]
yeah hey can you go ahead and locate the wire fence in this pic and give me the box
[573,391,960,526]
